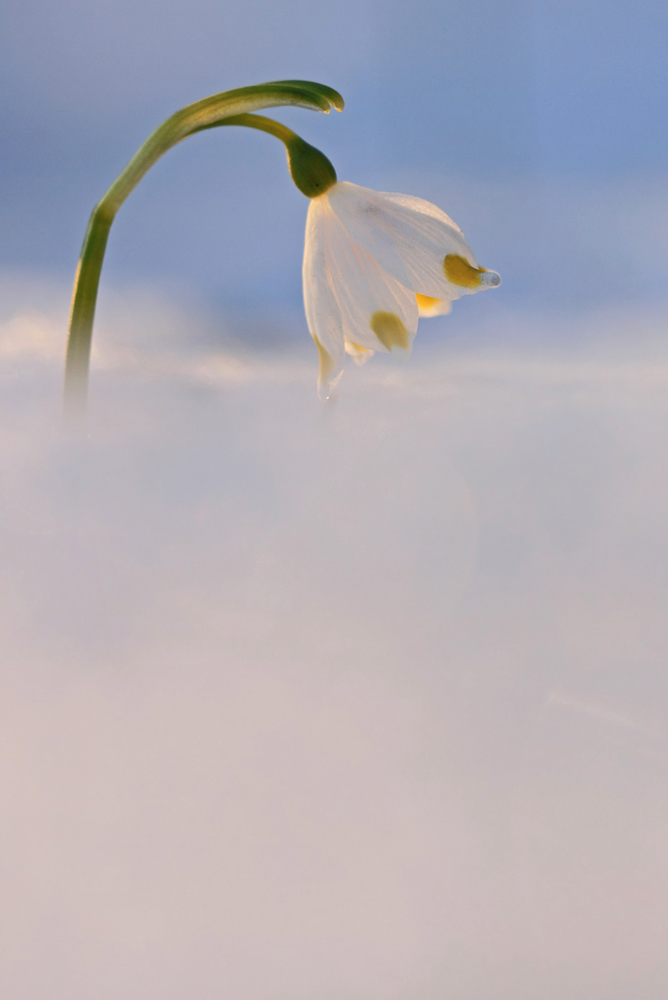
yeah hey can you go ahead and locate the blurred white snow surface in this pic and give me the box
[1,277,668,999]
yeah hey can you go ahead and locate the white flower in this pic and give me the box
[302,181,500,394]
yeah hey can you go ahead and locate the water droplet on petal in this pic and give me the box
[480,270,501,288]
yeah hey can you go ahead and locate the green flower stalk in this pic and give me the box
[63,80,343,422]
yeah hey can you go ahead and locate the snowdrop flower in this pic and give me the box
[303,181,501,395]
[63,74,500,417]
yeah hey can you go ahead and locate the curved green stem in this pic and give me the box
[203,114,338,197]
[63,80,343,422]
[197,112,297,144]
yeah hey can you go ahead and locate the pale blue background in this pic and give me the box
[2,0,667,329]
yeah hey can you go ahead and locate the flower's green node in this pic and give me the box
[285,137,337,198]
[63,80,343,422]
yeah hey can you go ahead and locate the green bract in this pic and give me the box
[64,80,343,421]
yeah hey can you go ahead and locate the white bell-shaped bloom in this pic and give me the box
[302,181,500,394]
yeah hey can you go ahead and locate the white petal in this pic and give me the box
[383,194,498,293]
[328,181,484,301]
[379,191,464,229]
[302,196,346,393]
[318,197,419,357]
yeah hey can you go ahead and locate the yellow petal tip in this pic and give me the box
[313,335,335,386]
[444,254,485,289]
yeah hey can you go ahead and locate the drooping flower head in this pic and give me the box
[302,180,501,395]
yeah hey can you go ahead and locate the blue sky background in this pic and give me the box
[2,0,667,329]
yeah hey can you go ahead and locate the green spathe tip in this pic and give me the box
[272,80,345,112]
